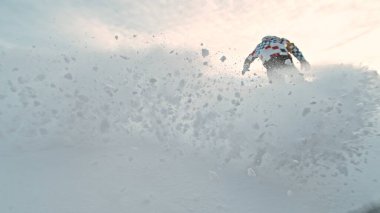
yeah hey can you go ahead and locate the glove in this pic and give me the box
[301,61,311,71]
[242,64,250,75]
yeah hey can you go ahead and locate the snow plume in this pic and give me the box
[1,47,379,213]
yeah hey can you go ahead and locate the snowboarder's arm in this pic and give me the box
[242,49,258,75]
[285,40,311,71]
[286,41,306,62]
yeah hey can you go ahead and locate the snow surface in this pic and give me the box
[1,1,380,213]
[1,47,379,213]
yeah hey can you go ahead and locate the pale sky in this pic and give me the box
[1,0,380,72]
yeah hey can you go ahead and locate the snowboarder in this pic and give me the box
[242,35,310,82]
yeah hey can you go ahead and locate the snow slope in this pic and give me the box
[0,47,379,213]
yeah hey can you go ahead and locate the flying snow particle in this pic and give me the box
[220,56,226,62]
[35,74,46,81]
[100,118,110,133]
[208,171,219,181]
[201,49,209,57]
[302,107,311,116]
[119,55,129,60]
[247,168,257,177]
[64,73,73,80]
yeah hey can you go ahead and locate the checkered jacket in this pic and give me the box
[244,36,307,68]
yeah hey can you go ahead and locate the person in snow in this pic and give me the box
[242,35,310,82]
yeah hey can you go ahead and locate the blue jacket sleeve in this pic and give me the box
[285,39,307,63]
[243,46,259,70]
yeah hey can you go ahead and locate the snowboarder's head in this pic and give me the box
[261,35,279,42]
[262,35,273,41]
